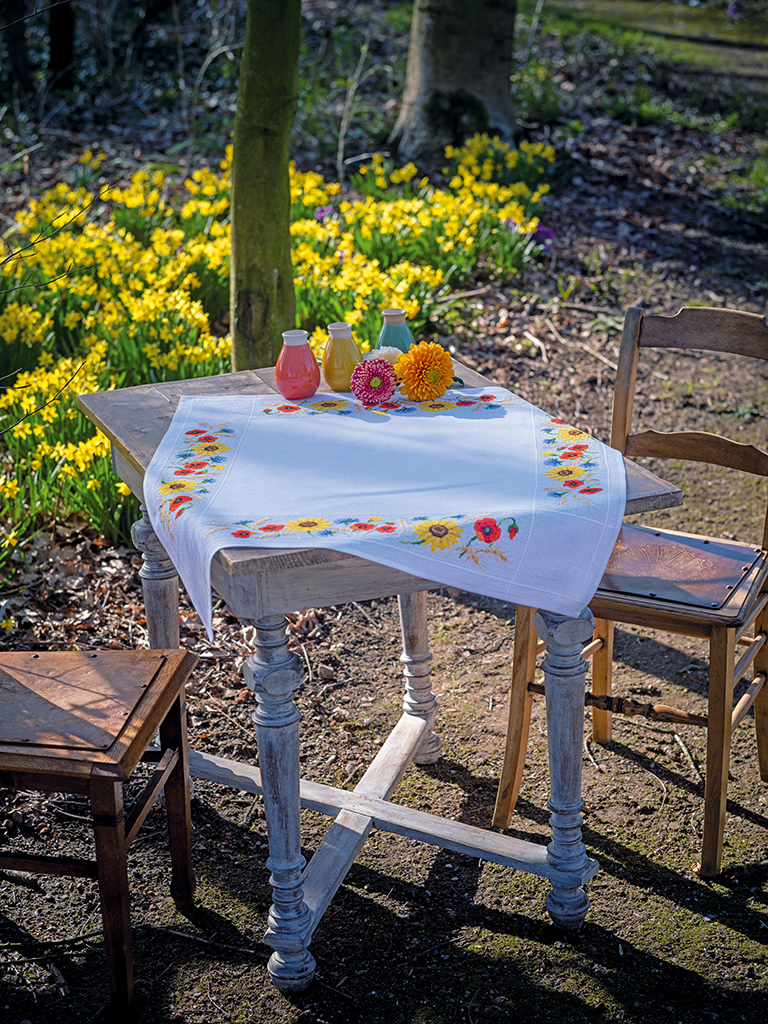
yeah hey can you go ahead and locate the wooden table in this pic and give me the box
[79,364,682,992]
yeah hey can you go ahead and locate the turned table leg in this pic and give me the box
[131,504,180,649]
[534,607,599,930]
[398,591,441,764]
[242,614,315,991]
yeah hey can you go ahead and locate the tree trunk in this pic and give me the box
[390,0,518,161]
[1,0,35,96]
[230,0,300,371]
[48,0,75,90]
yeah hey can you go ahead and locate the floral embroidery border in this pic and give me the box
[154,422,235,534]
[539,417,605,503]
[261,391,516,416]
[208,513,519,568]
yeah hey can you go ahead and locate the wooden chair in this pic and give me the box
[493,306,768,877]
[0,647,198,1011]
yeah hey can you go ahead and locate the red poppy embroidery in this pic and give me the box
[184,429,206,435]
[375,525,396,533]
[198,434,218,442]
[277,405,301,412]
[563,479,584,489]
[184,461,209,470]
[380,402,401,409]
[173,469,194,476]
[474,517,501,543]
[231,529,254,538]
[456,399,476,406]
[580,486,602,494]
[350,522,376,531]
[507,523,518,540]
[169,495,193,513]
[560,451,583,460]
[479,394,496,401]
[258,524,285,532]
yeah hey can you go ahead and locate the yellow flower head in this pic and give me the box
[284,517,331,533]
[394,342,454,402]
[413,519,463,552]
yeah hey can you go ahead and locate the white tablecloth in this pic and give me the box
[144,387,626,638]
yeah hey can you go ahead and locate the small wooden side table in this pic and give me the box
[79,365,682,991]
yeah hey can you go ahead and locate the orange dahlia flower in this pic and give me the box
[394,341,454,402]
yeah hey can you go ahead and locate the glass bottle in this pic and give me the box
[321,322,362,392]
[374,308,415,354]
[274,329,320,400]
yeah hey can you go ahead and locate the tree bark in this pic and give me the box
[230,0,300,371]
[390,0,518,161]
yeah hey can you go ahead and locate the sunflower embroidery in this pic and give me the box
[284,517,332,533]
[411,519,464,552]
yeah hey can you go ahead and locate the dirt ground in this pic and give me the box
[2,5,768,1024]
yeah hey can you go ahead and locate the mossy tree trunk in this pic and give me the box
[230,0,300,371]
[390,0,518,160]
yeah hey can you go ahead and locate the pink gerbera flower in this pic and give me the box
[350,358,397,405]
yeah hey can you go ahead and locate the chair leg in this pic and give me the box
[493,606,538,828]
[158,692,196,912]
[701,627,736,878]
[591,618,614,744]
[91,771,133,1009]
[754,600,768,783]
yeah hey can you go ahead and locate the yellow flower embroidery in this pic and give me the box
[284,517,331,532]
[157,478,198,496]
[310,399,349,412]
[192,440,230,455]
[418,400,455,412]
[413,519,463,552]
[556,427,590,443]
[545,467,580,481]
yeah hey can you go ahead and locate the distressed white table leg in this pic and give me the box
[534,607,598,929]
[131,504,180,649]
[398,591,441,764]
[242,614,315,991]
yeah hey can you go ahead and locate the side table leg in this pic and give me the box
[131,505,180,649]
[242,614,315,991]
[534,608,598,930]
[398,591,441,764]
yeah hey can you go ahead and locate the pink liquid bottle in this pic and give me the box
[274,329,320,400]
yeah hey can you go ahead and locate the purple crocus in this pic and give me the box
[314,205,334,222]
[534,225,555,251]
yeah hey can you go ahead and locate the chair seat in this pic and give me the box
[0,650,167,752]
[592,525,768,635]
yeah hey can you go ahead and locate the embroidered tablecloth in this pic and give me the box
[144,387,626,638]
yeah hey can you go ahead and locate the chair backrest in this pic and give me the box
[610,306,768,546]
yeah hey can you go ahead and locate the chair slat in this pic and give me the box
[625,429,768,476]
[639,307,768,360]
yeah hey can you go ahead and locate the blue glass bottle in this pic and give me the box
[374,308,415,354]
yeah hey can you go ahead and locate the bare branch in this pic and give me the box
[0,361,85,435]
[1,183,115,271]
[0,0,73,34]
[0,262,98,297]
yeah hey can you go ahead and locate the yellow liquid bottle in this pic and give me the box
[322,321,362,391]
